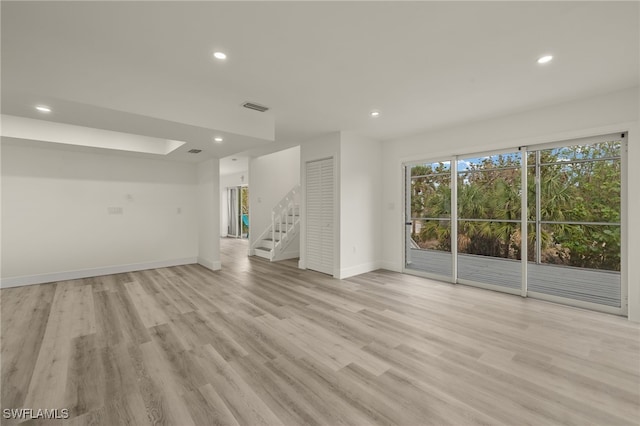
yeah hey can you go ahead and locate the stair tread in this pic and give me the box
[255,247,272,252]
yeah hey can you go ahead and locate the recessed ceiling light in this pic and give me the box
[214,137,223,143]
[35,105,51,113]
[537,55,553,64]
[370,110,380,117]
[213,51,227,60]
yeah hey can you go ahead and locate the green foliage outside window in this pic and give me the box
[241,186,249,236]
[410,141,621,271]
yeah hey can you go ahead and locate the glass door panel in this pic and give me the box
[456,152,523,290]
[528,139,622,307]
[241,186,249,238]
[405,161,453,279]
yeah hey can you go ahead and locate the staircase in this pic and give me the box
[252,185,301,261]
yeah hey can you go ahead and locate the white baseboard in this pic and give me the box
[338,261,381,279]
[0,257,198,289]
[379,260,402,273]
[298,259,306,269]
[197,258,222,271]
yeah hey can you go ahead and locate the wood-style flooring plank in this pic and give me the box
[123,280,169,328]
[22,282,83,409]
[1,283,56,409]
[64,334,105,417]
[194,344,284,426]
[137,341,196,426]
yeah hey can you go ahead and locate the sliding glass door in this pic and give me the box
[403,133,625,314]
[227,185,249,239]
[527,138,622,308]
[456,151,523,293]
[405,160,453,280]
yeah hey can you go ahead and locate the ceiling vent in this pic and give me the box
[242,102,269,112]
[188,149,202,154]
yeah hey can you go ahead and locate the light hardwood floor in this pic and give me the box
[1,238,639,425]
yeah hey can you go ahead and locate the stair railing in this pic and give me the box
[271,185,300,256]
[251,184,301,258]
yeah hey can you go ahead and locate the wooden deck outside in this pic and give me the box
[407,249,621,307]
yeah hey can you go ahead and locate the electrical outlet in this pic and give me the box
[177,207,182,214]
[108,207,123,215]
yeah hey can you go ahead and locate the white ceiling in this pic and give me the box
[2,1,638,161]
[220,156,250,176]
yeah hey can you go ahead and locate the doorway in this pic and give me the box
[227,185,249,239]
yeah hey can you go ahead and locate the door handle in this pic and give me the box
[405,222,412,225]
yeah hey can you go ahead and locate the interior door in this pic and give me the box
[306,157,334,275]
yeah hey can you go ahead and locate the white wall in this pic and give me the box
[1,143,199,286]
[197,158,221,271]
[626,100,640,322]
[248,146,300,250]
[219,170,248,236]
[380,87,640,319]
[339,132,382,278]
[298,131,383,279]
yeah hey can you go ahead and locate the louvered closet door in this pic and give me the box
[306,157,334,275]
